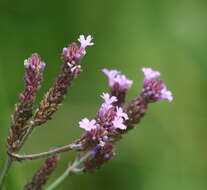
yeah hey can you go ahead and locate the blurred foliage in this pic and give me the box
[0,0,207,190]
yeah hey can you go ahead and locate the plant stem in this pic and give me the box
[0,156,12,189]
[0,123,35,190]
[45,152,91,190]
[9,143,82,161]
[0,128,33,190]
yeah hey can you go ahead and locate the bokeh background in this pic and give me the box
[0,0,207,189]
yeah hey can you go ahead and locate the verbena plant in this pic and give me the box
[0,35,173,190]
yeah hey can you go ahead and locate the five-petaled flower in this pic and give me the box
[116,107,128,120]
[78,35,94,50]
[112,117,127,130]
[99,93,117,117]
[102,69,133,91]
[79,118,98,131]
[101,93,117,105]
[142,67,160,79]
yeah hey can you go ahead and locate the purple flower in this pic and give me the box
[161,86,173,102]
[98,93,128,130]
[142,67,160,79]
[116,107,128,120]
[112,116,127,130]
[141,68,173,103]
[102,69,133,91]
[101,93,117,105]
[111,107,128,130]
[61,35,94,65]
[61,43,82,64]
[99,93,117,118]
[78,35,94,50]
[79,118,98,131]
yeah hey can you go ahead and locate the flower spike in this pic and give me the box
[141,67,173,103]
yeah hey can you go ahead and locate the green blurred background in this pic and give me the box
[0,0,207,189]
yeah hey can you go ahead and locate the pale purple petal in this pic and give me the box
[102,68,133,90]
[114,75,133,90]
[161,88,173,102]
[101,93,117,105]
[102,69,120,87]
[112,117,127,130]
[79,118,97,131]
[116,107,128,120]
[99,93,117,117]
[78,35,94,49]
[142,68,160,79]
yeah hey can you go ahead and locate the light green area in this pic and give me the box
[0,0,206,189]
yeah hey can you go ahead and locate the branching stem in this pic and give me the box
[9,143,82,161]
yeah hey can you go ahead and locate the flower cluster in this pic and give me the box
[79,92,128,132]
[61,35,93,66]
[2,34,174,190]
[123,68,173,132]
[102,69,133,106]
[77,67,173,172]
[141,67,173,102]
[78,92,129,172]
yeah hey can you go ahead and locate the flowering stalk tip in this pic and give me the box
[20,54,45,103]
[34,36,94,126]
[141,67,173,102]
[102,69,133,91]
[8,53,45,151]
[61,34,94,66]
[102,69,133,106]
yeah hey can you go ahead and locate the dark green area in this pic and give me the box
[0,0,207,189]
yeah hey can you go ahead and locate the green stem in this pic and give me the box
[10,143,82,161]
[0,123,34,190]
[45,152,91,190]
[0,156,12,189]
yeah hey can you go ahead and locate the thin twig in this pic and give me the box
[9,143,82,161]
